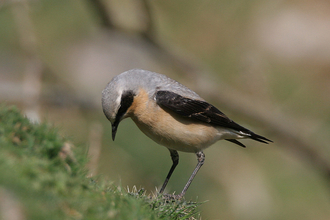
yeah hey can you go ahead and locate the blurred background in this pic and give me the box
[1,0,330,219]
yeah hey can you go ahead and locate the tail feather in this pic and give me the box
[226,130,273,148]
[226,139,246,148]
[249,132,273,144]
[228,121,273,145]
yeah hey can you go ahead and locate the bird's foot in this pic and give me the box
[162,193,184,201]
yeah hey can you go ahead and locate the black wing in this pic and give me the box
[155,91,272,146]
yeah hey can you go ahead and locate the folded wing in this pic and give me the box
[155,90,272,147]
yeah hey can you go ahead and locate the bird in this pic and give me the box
[102,69,272,199]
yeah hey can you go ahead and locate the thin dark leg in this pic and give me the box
[180,151,205,197]
[159,149,179,194]
[163,151,205,200]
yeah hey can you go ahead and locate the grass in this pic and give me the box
[0,105,201,220]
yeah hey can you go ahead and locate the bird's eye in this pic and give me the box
[114,90,135,122]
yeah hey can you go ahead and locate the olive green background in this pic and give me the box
[1,0,330,219]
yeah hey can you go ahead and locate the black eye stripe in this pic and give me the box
[114,90,135,124]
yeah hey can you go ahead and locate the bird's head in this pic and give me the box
[102,76,136,141]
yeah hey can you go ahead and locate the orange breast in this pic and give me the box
[127,89,220,153]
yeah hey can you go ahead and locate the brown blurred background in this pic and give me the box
[1,0,330,219]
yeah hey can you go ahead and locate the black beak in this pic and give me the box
[109,90,135,141]
[112,121,119,141]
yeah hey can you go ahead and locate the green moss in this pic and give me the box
[0,105,200,219]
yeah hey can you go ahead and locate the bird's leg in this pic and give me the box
[163,151,205,200]
[181,151,205,196]
[159,149,179,194]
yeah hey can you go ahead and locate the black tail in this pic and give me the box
[226,139,247,148]
[226,131,273,148]
[249,132,273,144]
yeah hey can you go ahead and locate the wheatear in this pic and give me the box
[102,69,272,199]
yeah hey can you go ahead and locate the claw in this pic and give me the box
[162,193,184,200]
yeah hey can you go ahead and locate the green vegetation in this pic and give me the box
[0,105,200,220]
